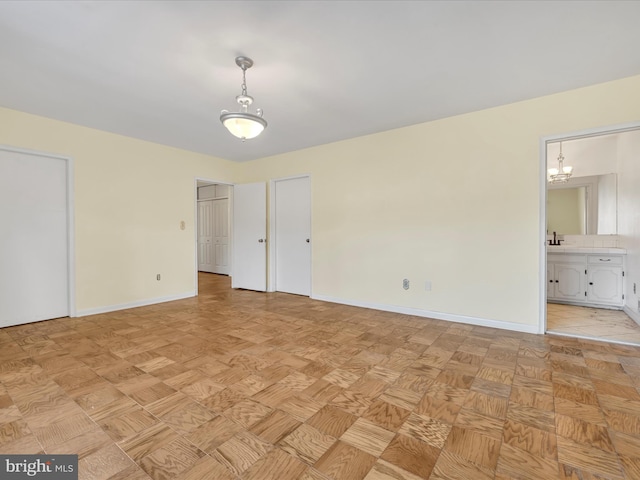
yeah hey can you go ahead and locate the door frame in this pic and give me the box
[268,174,312,294]
[1,144,76,318]
[538,121,640,334]
[193,177,233,296]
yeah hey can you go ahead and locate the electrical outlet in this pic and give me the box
[403,279,410,290]
[425,281,432,291]
[157,274,161,281]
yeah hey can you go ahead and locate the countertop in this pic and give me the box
[547,245,626,254]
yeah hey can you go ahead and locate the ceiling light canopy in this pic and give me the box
[548,142,573,184]
[220,56,267,141]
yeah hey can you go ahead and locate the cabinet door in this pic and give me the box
[554,263,585,301]
[587,266,623,306]
[547,264,556,299]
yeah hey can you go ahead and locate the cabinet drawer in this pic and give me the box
[588,255,623,266]
[548,254,585,264]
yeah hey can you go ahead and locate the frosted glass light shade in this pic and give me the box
[220,113,267,140]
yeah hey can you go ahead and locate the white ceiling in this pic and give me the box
[1,1,639,162]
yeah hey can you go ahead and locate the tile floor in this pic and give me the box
[0,273,639,479]
[547,303,640,346]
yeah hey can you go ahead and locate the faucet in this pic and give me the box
[549,231,563,246]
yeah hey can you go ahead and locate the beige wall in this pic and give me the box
[236,75,640,330]
[2,74,639,329]
[0,107,239,313]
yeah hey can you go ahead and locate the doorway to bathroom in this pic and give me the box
[541,124,640,345]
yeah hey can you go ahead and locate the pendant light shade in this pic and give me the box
[220,56,267,140]
[221,112,266,140]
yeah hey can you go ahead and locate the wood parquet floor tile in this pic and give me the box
[1,272,640,479]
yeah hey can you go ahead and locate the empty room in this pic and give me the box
[1,1,640,479]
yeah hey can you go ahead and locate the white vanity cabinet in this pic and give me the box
[547,251,625,308]
[547,255,587,302]
[586,255,624,306]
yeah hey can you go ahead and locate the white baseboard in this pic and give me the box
[623,305,640,327]
[75,291,196,317]
[547,329,640,347]
[311,294,540,334]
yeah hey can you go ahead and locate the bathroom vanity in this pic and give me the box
[547,247,626,308]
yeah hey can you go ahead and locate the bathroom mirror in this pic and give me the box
[547,173,617,235]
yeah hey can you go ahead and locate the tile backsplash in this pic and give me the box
[546,234,619,248]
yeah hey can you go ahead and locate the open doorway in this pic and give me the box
[540,124,640,345]
[194,179,233,295]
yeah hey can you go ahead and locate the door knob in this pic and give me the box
[306,239,310,243]
[258,239,264,243]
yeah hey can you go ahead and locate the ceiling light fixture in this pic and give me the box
[548,141,573,183]
[220,56,267,141]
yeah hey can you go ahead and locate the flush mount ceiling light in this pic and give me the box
[548,141,573,184]
[220,56,267,141]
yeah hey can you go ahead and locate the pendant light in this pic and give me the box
[548,142,573,184]
[220,56,267,140]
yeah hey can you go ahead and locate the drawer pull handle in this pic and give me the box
[599,258,611,262]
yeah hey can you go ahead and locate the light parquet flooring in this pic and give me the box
[0,273,640,479]
[547,303,640,346]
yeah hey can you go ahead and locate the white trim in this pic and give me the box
[0,144,77,318]
[538,121,640,335]
[66,153,77,317]
[547,329,640,347]
[312,294,539,334]
[193,177,234,296]
[268,174,312,295]
[76,291,195,317]
[538,137,548,334]
[623,305,640,327]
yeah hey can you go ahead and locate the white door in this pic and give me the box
[197,200,214,273]
[232,182,267,291]
[0,148,69,327]
[274,176,311,296]
[213,198,230,275]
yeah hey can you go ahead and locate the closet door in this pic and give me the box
[212,198,230,275]
[197,200,214,273]
[0,148,69,327]
[274,176,311,296]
